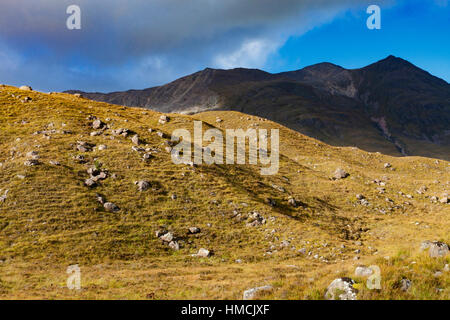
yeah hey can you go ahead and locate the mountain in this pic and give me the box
[1,85,449,299]
[68,56,450,160]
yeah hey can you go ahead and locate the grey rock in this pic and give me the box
[84,178,97,187]
[104,202,120,212]
[194,248,211,258]
[136,180,150,192]
[188,227,201,234]
[160,232,174,242]
[92,119,104,130]
[421,241,449,257]
[131,134,140,145]
[19,85,32,91]
[400,278,411,292]
[169,241,180,251]
[333,168,349,180]
[159,115,169,124]
[24,159,39,166]
[325,278,357,300]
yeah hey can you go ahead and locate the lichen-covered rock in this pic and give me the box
[325,278,357,300]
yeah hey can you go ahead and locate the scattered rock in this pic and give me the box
[169,241,180,251]
[155,230,167,238]
[243,285,273,300]
[160,232,174,243]
[272,184,285,193]
[399,278,412,292]
[0,190,9,203]
[73,155,86,163]
[384,163,392,168]
[84,178,97,187]
[246,211,266,227]
[287,197,298,207]
[135,180,150,192]
[439,196,449,204]
[325,278,357,300]
[188,227,201,234]
[104,202,120,212]
[131,134,140,145]
[193,248,211,258]
[142,153,153,161]
[98,145,107,151]
[112,128,130,137]
[24,160,39,166]
[19,85,32,91]
[95,193,105,204]
[76,141,94,152]
[421,241,449,257]
[49,160,60,166]
[159,115,169,124]
[333,168,349,180]
[92,119,104,130]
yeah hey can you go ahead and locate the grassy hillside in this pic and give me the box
[0,85,448,299]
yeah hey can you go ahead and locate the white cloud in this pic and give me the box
[0,0,378,91]
[214,39,280,69]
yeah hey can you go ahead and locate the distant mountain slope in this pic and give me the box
[67,56,450,160]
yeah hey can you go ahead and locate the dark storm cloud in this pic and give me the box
[0,0,377,92]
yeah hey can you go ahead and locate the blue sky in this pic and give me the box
[267,0,450,79]
[0,0,448,92]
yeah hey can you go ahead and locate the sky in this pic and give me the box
[0,0,448,93]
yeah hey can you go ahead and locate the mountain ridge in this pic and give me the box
[66,56,450,160]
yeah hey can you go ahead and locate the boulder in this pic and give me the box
[188,227,201,234]
[104,202,120,212]
[84,178,97,187]
[169,241,180,251]
[131,134,140,145]
[160,232,174,243]
[194,248,211,258]
[92,119,104,130]
[325,278,357,300]
[159,115,169,124]
[400,278,411,292]
[135,180,150,192]
[439,196,449,204]
[24,160,39,166]
[19,85,32,91]
[333,168,349,180]
[421,241,449,257]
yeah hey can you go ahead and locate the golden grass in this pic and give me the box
[0,85,448,299]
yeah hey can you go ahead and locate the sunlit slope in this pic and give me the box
[0,85,448,299]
